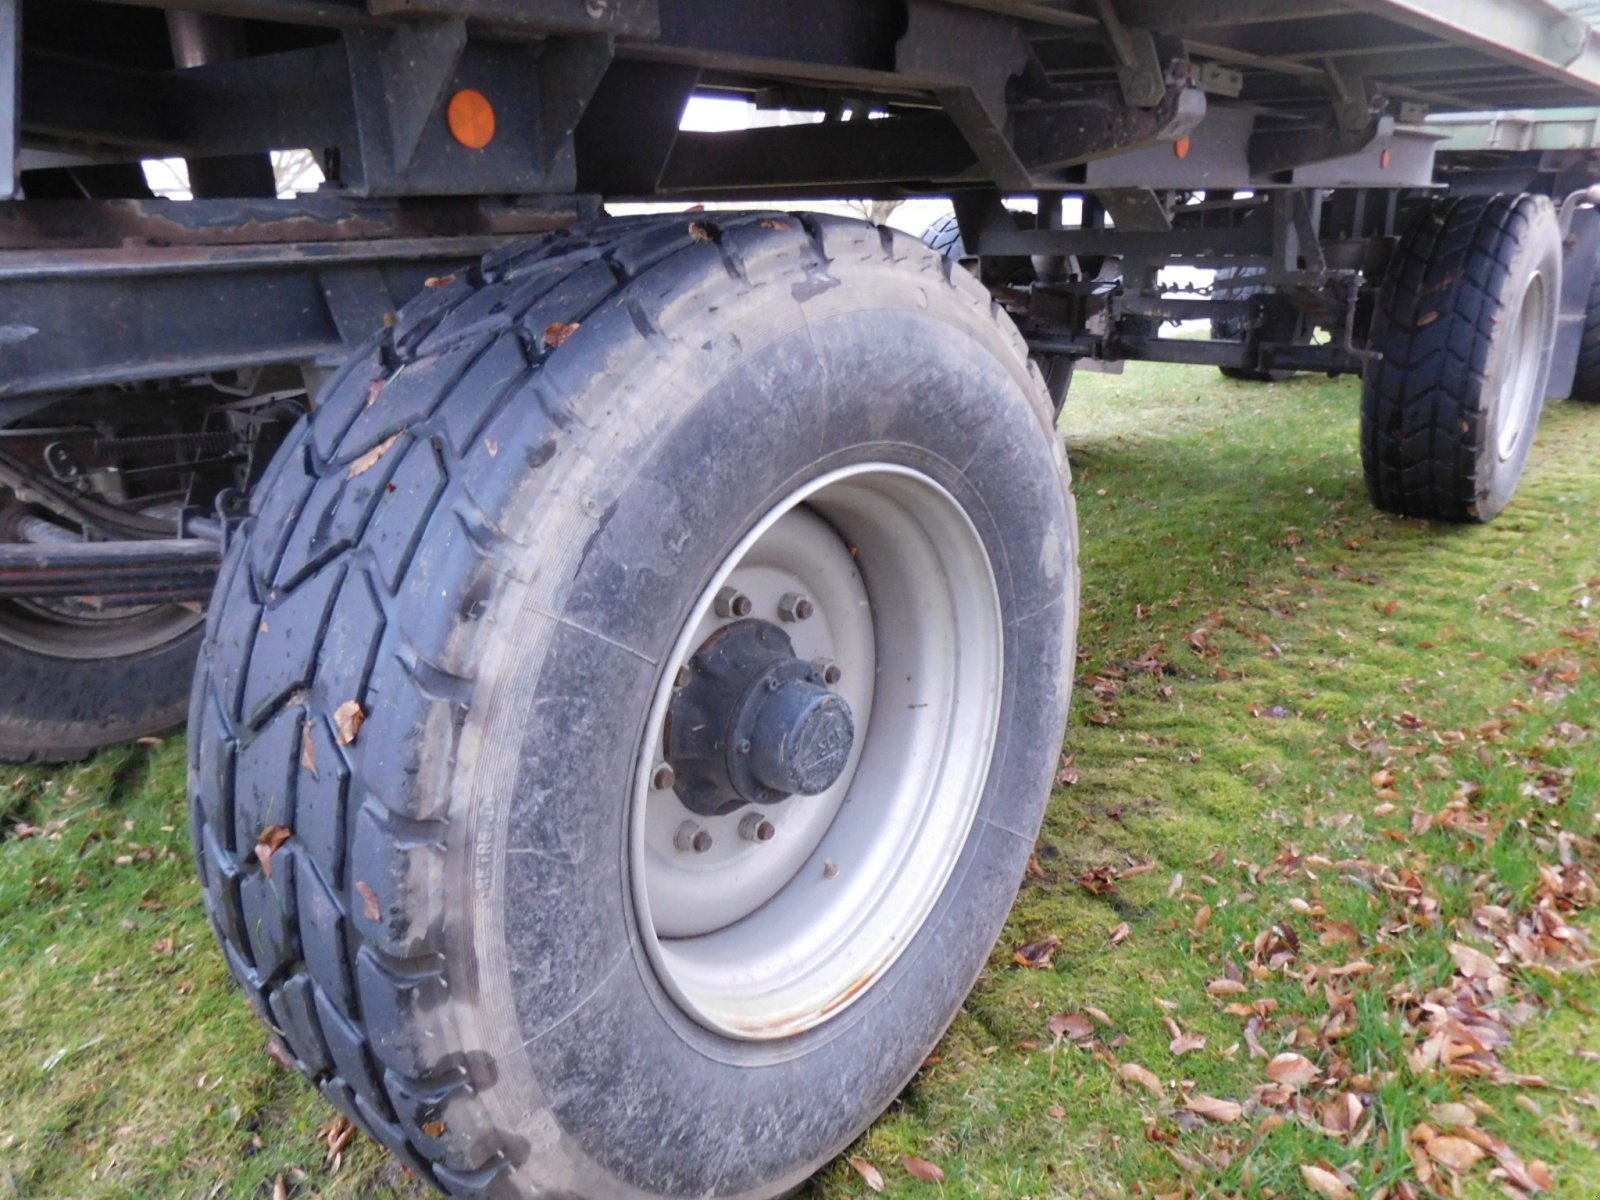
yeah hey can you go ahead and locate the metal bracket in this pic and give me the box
[1095,0,1165,107]
[381,19,469,174]
[1011,81,1205,172]
[1323,58,1378,133]
[898,0,1031,189]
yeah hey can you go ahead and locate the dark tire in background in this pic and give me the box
[1568,240,1600,404]
[189,213,1078,1199]
[0,605,202,762]
[1361,193,1560,523]
[1211,266,1299,383]
[921,210,965,259]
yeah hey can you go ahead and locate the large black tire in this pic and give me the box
[0,605,202,761]
[1362,193,1560,523]
[190,213,1077,1198]
[1568,240,1600,404]
[920,211,965,259]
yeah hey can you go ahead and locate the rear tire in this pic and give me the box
[0,602,201,761]
[1212,266,1298,383]
[190,213,1077,1199]
[1361,193,1560,523]
[1568,240,1600,404]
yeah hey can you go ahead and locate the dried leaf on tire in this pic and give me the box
[1266,1052,1321,1089]
[1118,1061,1165,1098]
[334,700,365,745]
[356,880,382,922]
[1014,933,1062,969]
[902,1156,945,1182]
[301,722,317,773]
[848,1156,885,1192]
[422,1119,446,1137]
[1299,1164,1354,1200]
[347,432,401,479]
[1183,1094,1242,1123]
[543,322,581,348]
[255,825,291,879]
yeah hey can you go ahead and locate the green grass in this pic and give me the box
[4,365,1598,1199]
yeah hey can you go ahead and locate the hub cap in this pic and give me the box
[631,464,1004,1039]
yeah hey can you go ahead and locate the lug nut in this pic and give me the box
[813,658,843,686]
[714,587,752,619]
[739,813,776,842]
[674,821,713,853]
[652,763,676,791]
[778,592,814,622]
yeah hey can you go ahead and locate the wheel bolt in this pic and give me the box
[674,821,713,853]
[739,813,776,842]
[778,592,814,622]
[813,658,843,686]
[714,587,752,619]
[652,763,676,791]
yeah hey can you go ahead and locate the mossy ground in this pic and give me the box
[4,364,1597,1198]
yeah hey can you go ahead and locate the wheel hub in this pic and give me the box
[667,618,855,816]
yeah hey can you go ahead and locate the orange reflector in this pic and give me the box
[1174,136,1191,159]
[448,89,496,150]
[1380,148,1392,169]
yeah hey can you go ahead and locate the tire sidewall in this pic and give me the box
[452,226,1076,1198]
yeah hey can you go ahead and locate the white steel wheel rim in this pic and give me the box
[1495,270,1549,462]
[630,464,1004,1040]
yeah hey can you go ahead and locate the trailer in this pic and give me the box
[4,3,1599,1197]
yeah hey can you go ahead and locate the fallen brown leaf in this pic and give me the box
[356,880,382,922]
[1049,1012,1094,1041]
[1014,933,1062,969]
[1426,1135,1486,1172]
[848,1156,885,1192]
[1170,1032,1206,1056]
[1183,1094,1242,1123]
[544,322,581,348]
[347,432,401,480]
[256,825,291,879]
[902,1156,945,1183]
[1300,1163,1354,1200]
[334,700,365,746]
[1118,1061,1165,1098]
[1266,1052,1320,1090]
